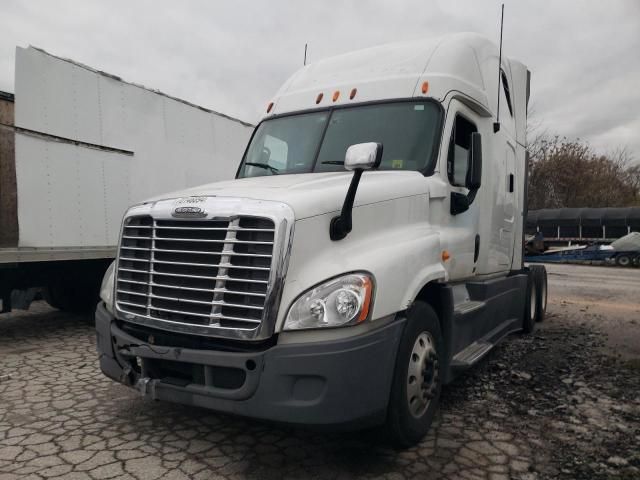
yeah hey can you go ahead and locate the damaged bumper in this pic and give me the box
[95,302,404,427]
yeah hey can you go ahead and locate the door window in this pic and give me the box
[447,115,478,187]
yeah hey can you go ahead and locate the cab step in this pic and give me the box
[450,341,493,368]
[453,300,485,315]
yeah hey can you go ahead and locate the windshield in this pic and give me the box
[237,101,441,178]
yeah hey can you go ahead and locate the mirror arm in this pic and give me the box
[330,169,363,241]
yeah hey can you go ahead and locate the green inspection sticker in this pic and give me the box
[391,159,404,169]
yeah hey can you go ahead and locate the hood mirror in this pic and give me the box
[344,142,383,171]
[330,142,383,241]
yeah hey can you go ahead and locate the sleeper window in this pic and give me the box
[447,115,478,187]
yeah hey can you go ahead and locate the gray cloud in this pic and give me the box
[1,0,638,160]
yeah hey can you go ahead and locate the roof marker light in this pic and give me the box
[421,81,429,94]
[332,90,340,102]
[266,102,274,113]
[350,88,357,100]
[316,93,324,104]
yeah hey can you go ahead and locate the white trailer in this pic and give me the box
[0,46,252,312]
[96,33,548,446]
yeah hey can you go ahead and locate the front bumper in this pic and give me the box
[96,302,404,428]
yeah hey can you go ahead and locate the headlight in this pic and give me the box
[284,273,374,331]
[100,261,116,314]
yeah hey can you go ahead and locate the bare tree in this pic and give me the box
[527,136,640,209]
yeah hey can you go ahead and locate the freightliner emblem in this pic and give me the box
[172,206,207,218]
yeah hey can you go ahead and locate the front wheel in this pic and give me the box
[386,301,443,448]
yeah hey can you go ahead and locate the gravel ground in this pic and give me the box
[0,264,638,480]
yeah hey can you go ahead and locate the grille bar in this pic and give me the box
[123,235,273,245]
[151,259,270,271]
[152,248,271,258]
[115,215,276,332]
[150,271,269,284]
[154,225,275,232]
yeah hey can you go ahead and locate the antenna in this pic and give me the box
[304,43,308,66]
[493,3,504,134]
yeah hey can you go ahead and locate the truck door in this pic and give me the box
[439,99,482,280]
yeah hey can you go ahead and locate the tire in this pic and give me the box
[615,254,631,267]
[632,255,640,268]
[386,301,443,448]
[530,265,547,323]
[522,269,537,334]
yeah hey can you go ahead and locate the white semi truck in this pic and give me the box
[96,33,548,446]
[0,47,252,313]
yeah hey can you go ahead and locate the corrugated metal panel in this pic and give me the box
[13,46,253,250]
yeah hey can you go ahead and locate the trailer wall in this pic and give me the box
[13,46,253,251]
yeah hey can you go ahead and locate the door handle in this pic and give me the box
[508,174,514,193]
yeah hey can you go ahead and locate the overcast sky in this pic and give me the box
[1,0,639,160]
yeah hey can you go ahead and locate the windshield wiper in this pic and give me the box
[320,160,344,165]
[244,162,279,174]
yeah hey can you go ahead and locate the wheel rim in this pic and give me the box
[530,281,537,320]
[406,332,439,418]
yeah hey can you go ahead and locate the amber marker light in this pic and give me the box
[421,81,429,94]
[350,88,357,99]
[266,102,274,113]
[442,250,451,262]
[332,90,340,102]
[357,276,374,323]
[316,92,324,104]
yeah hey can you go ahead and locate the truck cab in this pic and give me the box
[96,33,547,446]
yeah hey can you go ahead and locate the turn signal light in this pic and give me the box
[350,88,357,99]
[357,276,373,323]
[316,93,324,104]
[332,90,340,102]
[266,102,274,113]
[421,81,429,94]
[442,250,451,262]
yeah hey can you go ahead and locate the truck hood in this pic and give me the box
[144,171,429,219]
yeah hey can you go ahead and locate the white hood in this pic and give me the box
[143,171,429,220]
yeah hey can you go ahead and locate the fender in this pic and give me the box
[276,196,448,331]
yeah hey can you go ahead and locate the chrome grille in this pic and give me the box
[115,215,276,332]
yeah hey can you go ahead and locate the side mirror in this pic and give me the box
[330,142,383,241]
[344,142,383,171]
[466,132,482,190]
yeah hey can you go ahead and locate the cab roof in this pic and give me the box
[266,33,530,145]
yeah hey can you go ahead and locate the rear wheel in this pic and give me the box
[386,301,443,448]
[530,265,547,322]
[522,270,537,334]
[632,255,640,268]
[615,254,632,267]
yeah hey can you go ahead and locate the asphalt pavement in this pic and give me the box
[0,264,638,479]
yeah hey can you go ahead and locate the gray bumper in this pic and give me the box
[96,303,404,427]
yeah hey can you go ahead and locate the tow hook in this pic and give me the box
[120,364,133,385]
[136,377,153,397]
